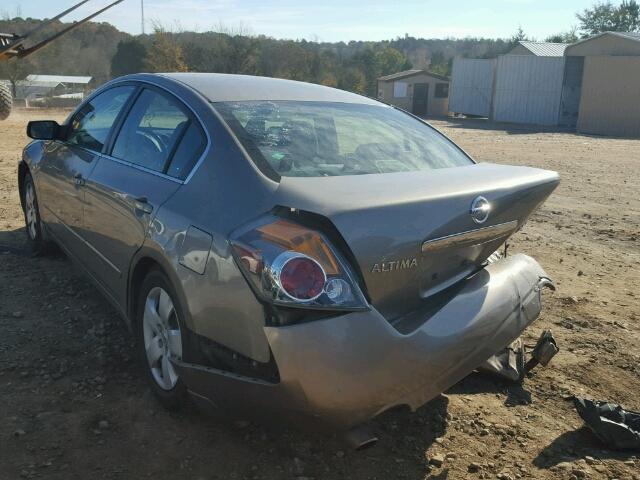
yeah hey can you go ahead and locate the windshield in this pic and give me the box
[214,101,473,178]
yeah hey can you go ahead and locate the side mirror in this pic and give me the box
[26,120,61,140]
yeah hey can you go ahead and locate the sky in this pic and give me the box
[8,0,594,42]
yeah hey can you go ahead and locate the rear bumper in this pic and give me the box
[174,254,552,430]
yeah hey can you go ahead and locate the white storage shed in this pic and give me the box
[449,58,495,117]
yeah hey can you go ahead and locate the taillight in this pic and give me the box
[275,253,326,301]
[230,216,367,310]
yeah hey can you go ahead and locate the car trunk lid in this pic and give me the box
[274,163,559,320]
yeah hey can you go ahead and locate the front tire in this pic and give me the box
[135,269,188,410]
[0,82,12,121]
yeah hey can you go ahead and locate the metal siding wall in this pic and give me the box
[492,56,565,125]
[449,58,495,117]
[578,56,640,137]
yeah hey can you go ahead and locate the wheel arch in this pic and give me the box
[18,161,29,210]
[127,248,189,333]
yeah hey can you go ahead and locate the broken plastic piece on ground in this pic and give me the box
[574,397,640,450]
[524,329,559,371]
[478,338,525,382]
[478,330,559,382]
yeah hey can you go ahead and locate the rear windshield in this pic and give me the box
[214,101,473,178]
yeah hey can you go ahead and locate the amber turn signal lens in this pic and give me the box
[256,219,341,275]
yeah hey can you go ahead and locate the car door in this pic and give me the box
[83,86,207,306]
[36,85,136,261]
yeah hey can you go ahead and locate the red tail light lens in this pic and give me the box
[277,254,326,301]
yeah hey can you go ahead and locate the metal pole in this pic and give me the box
[141,0,145,34]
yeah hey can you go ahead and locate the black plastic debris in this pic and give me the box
[524,330,559,372]
[478,330,559,382]
[574,397,640,450]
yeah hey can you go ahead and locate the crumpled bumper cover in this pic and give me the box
[174,254,553,430]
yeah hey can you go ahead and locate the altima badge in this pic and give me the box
[470,196,491,224]
[371,258,418,273]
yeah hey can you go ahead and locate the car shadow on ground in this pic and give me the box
[532,427,637,468]
[447,371,534,407]
[0,226,32,255]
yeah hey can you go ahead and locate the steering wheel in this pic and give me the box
[131,131,165,170]
[136,131,165,154]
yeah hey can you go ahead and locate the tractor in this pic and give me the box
[0,0,124,120]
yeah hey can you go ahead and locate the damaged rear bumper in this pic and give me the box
[174,254,553,430]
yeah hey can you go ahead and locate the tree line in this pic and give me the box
[1,1,638,98]
[110,27,521,97]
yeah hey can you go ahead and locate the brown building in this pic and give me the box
[564,32,640,137]
[377,69,450,117]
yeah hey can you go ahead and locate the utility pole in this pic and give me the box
[141,0,145,34]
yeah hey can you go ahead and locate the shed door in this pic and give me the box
[412,83,429,116]
[449,58,496,117]
[492,56,565,126]
[559,56,584,127]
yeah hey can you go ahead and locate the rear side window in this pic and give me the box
[112,89,189,173]
[167,122,207,180]
[66,86,134,152]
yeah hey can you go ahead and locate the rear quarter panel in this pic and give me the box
[132,75,280,363]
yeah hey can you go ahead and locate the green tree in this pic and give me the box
[512,26,528,42]
[339,67,367,94]
[145,27,188,73]
[375,47,411,76]
[0,57,34,96]
[508,26,530,50]
[111,38,148,77]
[352,48,379,96]
[577,1,640,36]
[545,26,579,43]
[429,50,451,75]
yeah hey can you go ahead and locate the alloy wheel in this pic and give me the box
[24,182,38,241]
[142,286,183,390]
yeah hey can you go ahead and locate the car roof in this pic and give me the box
[155,72,382,105]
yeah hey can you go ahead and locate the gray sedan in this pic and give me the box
[20,73,558,431]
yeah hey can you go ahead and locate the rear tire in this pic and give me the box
[0,82,12,121]
[22,172,50,255]
[135,269,189,410]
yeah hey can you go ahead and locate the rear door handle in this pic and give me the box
[74,173,85,186]
[133,196,153,214]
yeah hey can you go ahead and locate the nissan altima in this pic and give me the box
[20,73,559,430]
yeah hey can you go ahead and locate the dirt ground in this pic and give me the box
[0,108,638,480]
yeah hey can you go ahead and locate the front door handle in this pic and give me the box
[133,196,153,214]
[74,173,85,186]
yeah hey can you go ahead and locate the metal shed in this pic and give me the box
[449,58,495,117]
[15,74,92,101]
[492,55,565,125]
[449,41,568,123]
[377,70,450,117]
[24,74,92,85]
[448,33,640,135]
